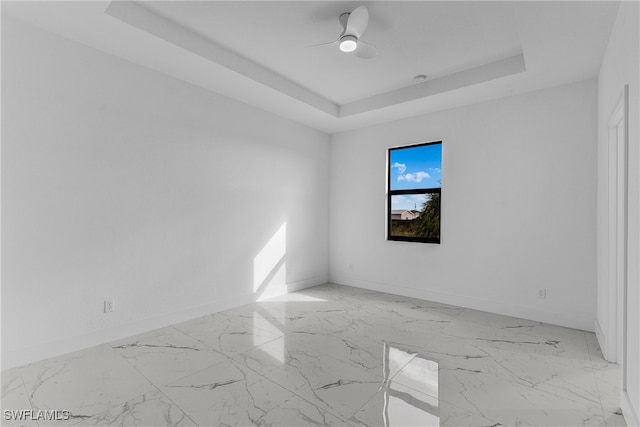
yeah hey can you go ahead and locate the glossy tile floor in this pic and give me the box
[1,283,625,426]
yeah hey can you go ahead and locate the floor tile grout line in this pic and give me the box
[108,338,234,397]
[107,342,201,427]
[167,324,219,352]
[242,356,353,424]
[283,332,391,381]
[231,334,384,422]
[285,332,389,381]
[228,351,351,423]
[107,325,236,385]
[170,315,287,359]
[131,374,201,427]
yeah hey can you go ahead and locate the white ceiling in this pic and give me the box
[2,1,621,134]
[139,1,523,105]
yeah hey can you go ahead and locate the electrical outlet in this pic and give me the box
[104,299,114,313]
[537,288,547,299]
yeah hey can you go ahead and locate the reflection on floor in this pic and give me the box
[1,283,625,426]
[379,345,440,426]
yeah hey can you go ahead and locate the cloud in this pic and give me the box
[429,167,441,174]
[398,171,430,183]
[392,162,407,174]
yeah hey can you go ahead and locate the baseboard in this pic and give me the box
[1,277,325,371]
[594,319,611,361]
[330,273,594,331]
[622,390,640,427]
[255,277,322,301]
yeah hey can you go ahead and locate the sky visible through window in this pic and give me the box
[390,143,442,211]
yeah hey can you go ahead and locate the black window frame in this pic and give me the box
[387,141,442,244]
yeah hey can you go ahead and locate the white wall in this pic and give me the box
[597,2,640,424]
[330,79,597,332]
[1,18,329,369]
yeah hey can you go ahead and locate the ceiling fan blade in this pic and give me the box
[354,40,378,59]
[305,39,339,48]
[345,5,369,38]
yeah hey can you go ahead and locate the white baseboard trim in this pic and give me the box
[594,319,611,361]
[1,277,325,371]
[330,273,594,331]
[622,390,640,427]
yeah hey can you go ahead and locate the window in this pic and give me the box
[388,141,442,243]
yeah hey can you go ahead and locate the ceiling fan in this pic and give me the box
[308,5,378,59]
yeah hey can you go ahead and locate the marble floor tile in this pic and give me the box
[286,333,416,378]
[260,395,344,426]
[329,306,445,346]
[256,289,335,304]
[384,335,490,367]
[443,312,592,363]
[44,388,195,426]
[1,368,38,427]
[348,381,440,427]
[437,355,605,426]
[346,291,464,325]
[593,361,625,425]
[160,358,295,426]
[285,310,358,336]
[173,311,284,357]
[222,300,361,337]
[451,308,589,347]
[214,301,312,334]
[584,328,626,424]
[295,283,377,302]
[437,401,503,427]
[586,331,613,369]
[348,352,441,427]
[19,345,153,421]
[390,354,439,399]
[224,294,356,319]
[239,337,385,419]
[286,331,384,374]
[109,325,230,386]
[453,307,544,328]
[1,283,625,426]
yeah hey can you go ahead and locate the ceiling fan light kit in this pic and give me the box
[339,35,358,52]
